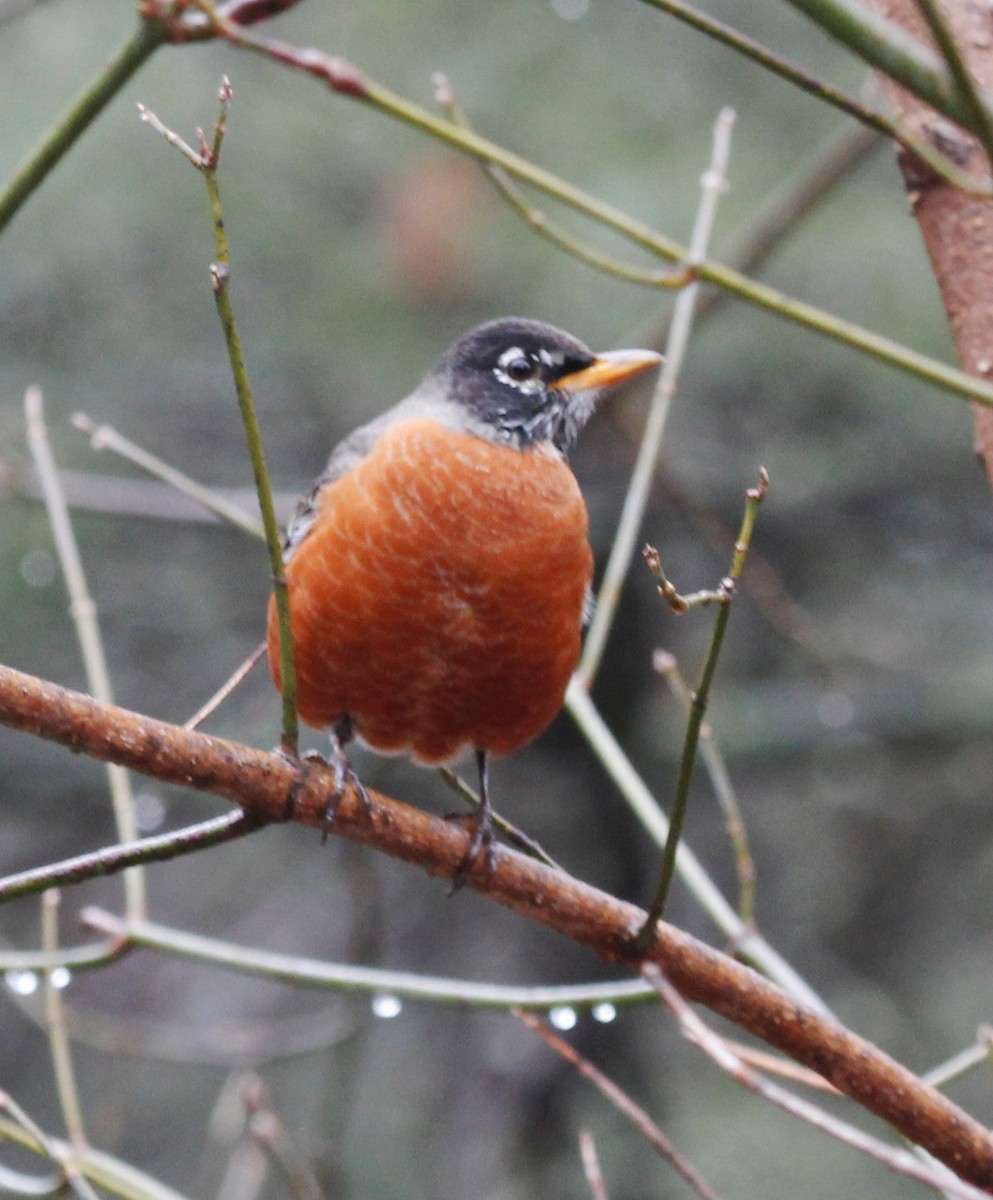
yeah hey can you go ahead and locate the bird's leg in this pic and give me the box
[450,749,496,892]
[311,715,369,840]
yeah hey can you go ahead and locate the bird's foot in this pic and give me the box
[273,744,371,837]
[445,808,497,893]
[318,744,372,842]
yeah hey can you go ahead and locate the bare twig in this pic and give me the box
[433,73,692,288]
[636,469,768,944]
[25,387,146,921]
[517,1009,720,1199]
[80,907,655,1011]
[36,897,103,1200]
[0,1110,193,1200]
[184,643,267,731]
[240,1076,326,1200]
[160,4,993,408]
[578,1129,610,1200]
[653,651,756,925]
[73,413,264,538]
[646,964,991,1200]
[0,1090,98,1200]
[924,1035,993,1091]
[0,19,167,234]
[0,811,263,905]
[564,677,828,1014]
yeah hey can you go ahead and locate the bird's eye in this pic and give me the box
[505,356,535,382]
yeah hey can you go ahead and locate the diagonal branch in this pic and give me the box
[1,661,993,1190]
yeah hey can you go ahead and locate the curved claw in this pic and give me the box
[319,746,372,842]
[274,744,372,836]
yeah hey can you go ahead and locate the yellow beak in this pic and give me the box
[555,348,663,396]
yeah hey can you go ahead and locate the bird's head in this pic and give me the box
[429,317,663,453]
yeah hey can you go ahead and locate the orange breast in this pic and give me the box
[267,418,592,764]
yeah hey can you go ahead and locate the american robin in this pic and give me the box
[267,317,661,877]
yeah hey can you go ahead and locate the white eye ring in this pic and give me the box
[495,346,542,392]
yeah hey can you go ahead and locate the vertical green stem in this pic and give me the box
[634,472,768,949]
[203,161,299,754]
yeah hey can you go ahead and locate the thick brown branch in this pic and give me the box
[1,661,992,1190]
[869,0,993,489]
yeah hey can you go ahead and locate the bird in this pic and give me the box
[267,317,662,882]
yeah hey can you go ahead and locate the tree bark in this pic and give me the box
[869,0,993,485]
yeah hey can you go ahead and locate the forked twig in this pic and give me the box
[516,1008,720,1200]
[635,469,768,946]
[645,964,991,1200]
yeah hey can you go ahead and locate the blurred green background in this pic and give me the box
[2,1,992,1197]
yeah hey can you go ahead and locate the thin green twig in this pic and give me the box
[780,0,965,124]
[82,907,660,1011]
[637,0,990,194]
[138,79,299,755]
[25,388,147,921]
[914,0,993,173]
[0,18,166,235]
[654,651,756,926]
[634,469,769,948]
[433,73,692,289]
[564,678,830,1015]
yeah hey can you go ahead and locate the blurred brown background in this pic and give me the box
[1,2,992,1197]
